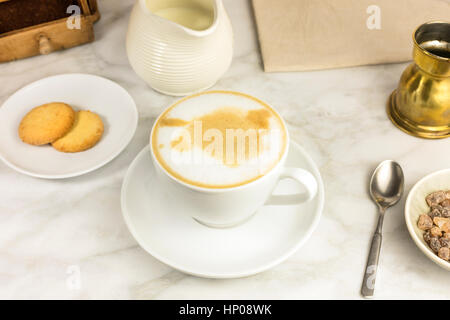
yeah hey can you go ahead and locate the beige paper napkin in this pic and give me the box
[252,0,450,72]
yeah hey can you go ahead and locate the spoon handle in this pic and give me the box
[361,216,383,298]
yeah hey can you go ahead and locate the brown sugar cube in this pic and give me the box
[441,199,450,208]
[426,191,446,207]
[430,237,442,252]
[440,235,450,248]
[423,231,432,243]
[438,247,450,261]
[418,214,433,230]
[433,217,450,233]
[441,207,450,218]
[430,226,442,238]
[429,207,443,218]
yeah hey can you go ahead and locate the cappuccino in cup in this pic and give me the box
[151,91,287,188]
[150,91,317,228]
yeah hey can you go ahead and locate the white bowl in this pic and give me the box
[405,169,450,271]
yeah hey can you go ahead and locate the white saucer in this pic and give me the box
[121,142,324,278]
[0,74,138,179]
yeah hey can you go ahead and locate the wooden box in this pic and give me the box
[0,0,100,62]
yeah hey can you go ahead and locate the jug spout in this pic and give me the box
[140,0,222,36]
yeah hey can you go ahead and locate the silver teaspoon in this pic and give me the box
[361,160,404,298]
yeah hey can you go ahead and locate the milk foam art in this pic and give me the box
[151,91,287,188]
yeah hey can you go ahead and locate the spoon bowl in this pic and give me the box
[370,160,404,210]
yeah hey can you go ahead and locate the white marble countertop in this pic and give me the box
[1,0,449,299]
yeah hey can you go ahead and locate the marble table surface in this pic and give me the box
[1,0,449,299]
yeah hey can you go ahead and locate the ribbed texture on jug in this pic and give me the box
[126,0,233,96]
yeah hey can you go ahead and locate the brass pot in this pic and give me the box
[387,21,450,139]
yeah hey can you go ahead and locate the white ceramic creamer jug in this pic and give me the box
[126,0,233,96]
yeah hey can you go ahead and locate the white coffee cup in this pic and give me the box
[149,91,318,228]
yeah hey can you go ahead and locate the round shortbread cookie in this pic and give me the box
[18,102,75,145]
[52,110,104,153]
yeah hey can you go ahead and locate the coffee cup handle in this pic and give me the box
[265,167,318,205]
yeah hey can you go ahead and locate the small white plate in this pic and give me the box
[0,74,138,179]
[121,142,324,278]
[405,169,450,271]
